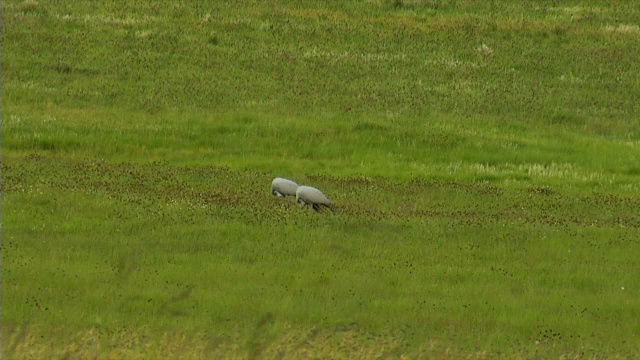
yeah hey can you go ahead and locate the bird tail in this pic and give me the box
[311,203,336,213]
[320,203,335,213]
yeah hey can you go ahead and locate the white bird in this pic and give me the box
[271,177,299,207]
[296,185,333,212]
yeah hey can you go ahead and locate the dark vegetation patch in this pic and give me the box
[351,121,387,132]
[48,63,100,76]
[4,154,639,229]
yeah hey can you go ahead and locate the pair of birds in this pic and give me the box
[271,177,333,212]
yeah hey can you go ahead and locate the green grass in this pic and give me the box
[3,155,639,358]
[3,0,640,358]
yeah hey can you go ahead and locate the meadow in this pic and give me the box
[2,0,640,358]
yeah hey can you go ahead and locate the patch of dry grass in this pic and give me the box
[5,325,633,359]
[602,24,640,35]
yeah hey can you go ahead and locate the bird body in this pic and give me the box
[296,186,333,212]
[271,178,299,207]
[271,177,299,197]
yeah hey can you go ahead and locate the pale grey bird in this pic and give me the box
[295,185,333,212]
[271,177,299,207]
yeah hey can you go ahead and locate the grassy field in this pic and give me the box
[3,0,640,358]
